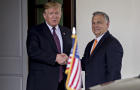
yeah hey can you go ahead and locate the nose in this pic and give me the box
[93,23,99,28]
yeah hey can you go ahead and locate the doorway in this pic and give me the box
[28,0,76,29]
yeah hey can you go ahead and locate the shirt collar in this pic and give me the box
[45,22,59,32]
[95,31,107,42]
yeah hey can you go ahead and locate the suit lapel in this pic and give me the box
[90,31,110,56]
[42,22,58,52]
[59,25,67,39]
[59,26,67,52]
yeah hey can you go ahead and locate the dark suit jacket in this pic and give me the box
[26,22,72,90]
[81,31,123,89]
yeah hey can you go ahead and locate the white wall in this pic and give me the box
[77,0,140,79]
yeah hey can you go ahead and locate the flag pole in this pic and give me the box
[66,27,77,90]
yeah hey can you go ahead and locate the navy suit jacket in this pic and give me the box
[81,31,123,89]
[26,22,72,90]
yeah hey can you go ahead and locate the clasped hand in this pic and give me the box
[56,53,68,65]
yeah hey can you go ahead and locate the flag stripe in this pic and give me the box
[74,60,81,89]
[68,58,77,86]
[69,58,79,87]
[75,62,81,89]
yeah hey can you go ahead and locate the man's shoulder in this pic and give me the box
[59,25,72,35]
[108,34,121,44]
[28,23,45,32]
[59,25,71,31]
[105,33,123,50]
[103,31,119,42]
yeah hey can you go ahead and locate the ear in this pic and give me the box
[43,12,46,19]
[107,22,110,28]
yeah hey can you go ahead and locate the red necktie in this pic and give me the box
[52,27,63,82]
[90,39,97,55]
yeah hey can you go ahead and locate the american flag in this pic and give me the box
[65,28,82,90]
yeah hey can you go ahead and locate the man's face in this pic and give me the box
[92,15,109,37]
[43,8,61,27]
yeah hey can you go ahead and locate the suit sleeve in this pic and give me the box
[26,28,56,65]
[106,40,123,82]
[81,42,92,71]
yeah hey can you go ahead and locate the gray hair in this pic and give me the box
[92,11,110,23]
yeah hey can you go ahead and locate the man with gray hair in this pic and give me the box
[81,11,123,89]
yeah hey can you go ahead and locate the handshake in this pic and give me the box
[56,53,68,65]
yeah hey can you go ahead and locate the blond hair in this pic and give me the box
[43,1,62,11]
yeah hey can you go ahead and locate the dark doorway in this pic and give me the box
[28,0,76,29]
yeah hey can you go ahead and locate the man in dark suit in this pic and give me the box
[26,1,72,90]
[81,11,123,89]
